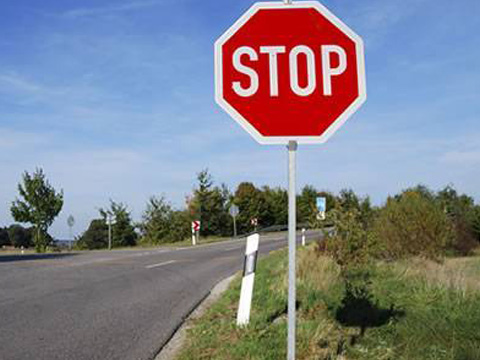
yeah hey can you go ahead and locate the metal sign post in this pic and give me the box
[107,213,115,250]
[214,2,366,358]
[229,205,239,237]
[288,141,297,360]
[67,215,75,250]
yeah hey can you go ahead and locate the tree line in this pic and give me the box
[1,168,479,253]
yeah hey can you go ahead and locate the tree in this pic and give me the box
[7,225,34,248]
[189,170,231,237]
[10,168,63,252]
[168,210,191,242]
[140,196,174,244]
[297,185,317,224]
[76,219,108,250]
[262,186,288,226]
[435,185,478,254]
[100,200,137,248]
[0,227,10,247]
[337,189,374,229]
[372,190,454,260]
[234,182,268,233]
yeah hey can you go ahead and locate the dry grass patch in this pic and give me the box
[393,256,480,294]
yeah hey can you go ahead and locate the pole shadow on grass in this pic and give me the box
[335,286,405,343]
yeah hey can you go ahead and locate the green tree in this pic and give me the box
[100,200,137,248]
[7,225,34,248]
[76,219,108,250]
[169,210,191,242]
[337,189,374,229]
[436,185,478,254]
[190,170,231,237]
[10,168,64,252]
[234,182,268,233]
[140,196,174,244]
[262,186,288,226]
[471,205,480,241]
[373,190,454,260]
[297,185,318,224]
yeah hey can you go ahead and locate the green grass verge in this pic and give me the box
[177,245,480,360]
[153,235,236,248]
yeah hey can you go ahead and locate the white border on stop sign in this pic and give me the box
[214,1,367,145]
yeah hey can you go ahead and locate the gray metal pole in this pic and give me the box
[69,225,72,251]
[288,140,297,360]
[233,216,237,238]
[108,220,112,250]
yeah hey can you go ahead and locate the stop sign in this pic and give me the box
[215,2,366,144]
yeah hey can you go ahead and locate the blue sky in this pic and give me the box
[0,0,479,238]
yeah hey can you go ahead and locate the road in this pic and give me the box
[0,231,319,360]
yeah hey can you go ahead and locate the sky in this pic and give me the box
[0,0,479,239]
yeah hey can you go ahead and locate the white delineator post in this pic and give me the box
[237,233,260,326]
[191,225,196,246]
[302,228,306,247]
[288,140,297,360]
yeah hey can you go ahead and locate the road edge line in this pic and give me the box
[153,273,238,360]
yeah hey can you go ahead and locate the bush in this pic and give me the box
[326,208,374,270]
[140,196,191,244]
[8,225,34,248]
[372,190,454,260]
[0,227,10,247]
[471,205,480,241]
[76,219,108,250]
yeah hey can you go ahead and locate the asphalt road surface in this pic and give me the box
[0,231,319,360]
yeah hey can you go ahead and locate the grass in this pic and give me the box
[152,235,237,248]
[177,244,480,360]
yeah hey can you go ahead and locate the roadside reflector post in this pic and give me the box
[302,228,306,247]
[191,221,200,246]
[237,233,260,326]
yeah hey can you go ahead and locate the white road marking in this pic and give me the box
[223,246,240,251]
[145,260,176,269]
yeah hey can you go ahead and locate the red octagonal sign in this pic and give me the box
[215,1,366,144]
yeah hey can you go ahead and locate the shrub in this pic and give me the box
[325,206,378,308]
[0,227,10,247]
[7,225,34,248]
[76,219,108,250]
[372,190,454,260]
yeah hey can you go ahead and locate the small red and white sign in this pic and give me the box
[215,1,366,144]
[192,221,201,232]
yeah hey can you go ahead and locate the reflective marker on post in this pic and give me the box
[237,233,259,326]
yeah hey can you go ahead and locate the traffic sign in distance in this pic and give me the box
[229,204,239,217]
[316,197,326,220]
[192,221,201,232]
[215,1,366,145]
